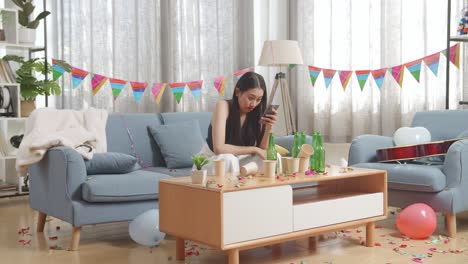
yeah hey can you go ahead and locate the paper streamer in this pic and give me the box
[308,65,321,86]
[423,52,440,76]
[71,67,89,89]
[233,67,253,80]
[169,82,186,103]
[187,80,203,100]
[355,70,370,91]
[449,43,460,68]
[109,78,127,100]
[91,74,108,95]
[338,71,352,91]
[405,59,422,82]
[371,68,387,90]
[322,69,336,88]
[52,59,66,81]
[151,83,166,104]
[214,75,227,96]
[390,65,404,88]
[130,81,148,102]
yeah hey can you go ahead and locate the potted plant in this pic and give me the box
[12,0,50,44]
[3,55,67,117]
[191,154,209,184]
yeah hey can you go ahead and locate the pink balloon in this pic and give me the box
[396,203,437,239]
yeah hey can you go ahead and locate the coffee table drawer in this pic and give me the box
[293,192,384,231]
[223,185,293,245]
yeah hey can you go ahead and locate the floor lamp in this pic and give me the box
[258,40,304,135]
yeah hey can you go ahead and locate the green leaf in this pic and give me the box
[18,11,28,27]
[28,20,39,29]
[35,11,50,21]
[11,0,25,9]
[23,2,35,17]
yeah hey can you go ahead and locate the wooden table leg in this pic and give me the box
[445,213,457,238]
[176,237,185,261]
[366,222,375,247]
[37,211,47,232]
[228,248,239,264]
[272,244,282,257]
[308,236,318,249]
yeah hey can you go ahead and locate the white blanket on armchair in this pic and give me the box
[16,108,108,175]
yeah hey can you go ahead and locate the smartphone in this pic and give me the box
[262,104,279,116]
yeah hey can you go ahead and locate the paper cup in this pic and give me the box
[298,144,314,158]
[299,158,309,174]
[263,160,277,178]
[213,159,226,178]
[281,157,289,174]
[287,158,300,174]
[240,161,259,176]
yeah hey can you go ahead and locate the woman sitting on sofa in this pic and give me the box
[202,71,278,175]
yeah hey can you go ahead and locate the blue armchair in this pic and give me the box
[348,110,468,237]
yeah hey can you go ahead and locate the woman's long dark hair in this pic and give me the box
[226,72,267,147]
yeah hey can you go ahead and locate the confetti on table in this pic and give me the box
[18,227,30,235]
[49,236,58,240]
[375,242,382,246]
[18,239,31,246]
[49,245,63,250]
[411,258,423,263]
[234,184,241,188]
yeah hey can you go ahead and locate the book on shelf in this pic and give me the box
[0,60,16,84]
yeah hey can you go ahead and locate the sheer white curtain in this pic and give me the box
[292,0,464,142]
[49,0,254,113]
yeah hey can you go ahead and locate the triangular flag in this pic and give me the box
[405,59,422,82]
[322,69,336,88]
[423,52,440,76]
[130,81,148,102]
[308,65,321,86]
[449,43,460,68]
[169,82,186,103]
[91,74,108,95]
[441,49,447,58]
[371,68,387,90]
[355,70,370,91]
[233,67,253,79]
[289,64,297,70]
[151,83,166,104]
[187,80,203,100]
[338,70,352,91]
[52,59,68,81]
[390,65,404,88]
[71,66,89,89]
[109,78,127,100]
[214,75,227,96]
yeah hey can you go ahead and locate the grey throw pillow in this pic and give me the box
[85,152,140,175]
[148,120,205,169]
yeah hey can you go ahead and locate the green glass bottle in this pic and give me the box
[300,131,306,146]
[267,132,277,161]
[314,132,325,173]
[310,132,318,170]
[291,132,299,158]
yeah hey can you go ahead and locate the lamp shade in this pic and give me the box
[258,40,303,66]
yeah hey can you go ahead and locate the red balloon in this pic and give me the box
[396,203,437,239]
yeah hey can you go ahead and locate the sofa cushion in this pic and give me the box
[353,163,446,192]
[85,152,139,174]
[82,170,171,203]
[143,166,193,177]
[161,112,212,140]
[148,120,205,169]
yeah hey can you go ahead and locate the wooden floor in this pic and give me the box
[1,196,468,264]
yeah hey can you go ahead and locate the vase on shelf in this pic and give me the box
[20,99,35,117]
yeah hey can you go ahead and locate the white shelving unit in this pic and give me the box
[0,0,47,197]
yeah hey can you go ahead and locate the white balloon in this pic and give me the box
[393,127,431,146]
[129,209,166,247]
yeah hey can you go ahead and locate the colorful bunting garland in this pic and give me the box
[151,83,166,104]
[91,74,108,95]
[130,81,147,102]
[109,78,127,100]
[71,67,89,89]
[214,76,227,96]
[51,44,459,104]
[169,82,186,104]
[187,80,203,100]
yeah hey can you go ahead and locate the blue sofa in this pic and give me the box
[29,112,297,250]
[348,110,468,237]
